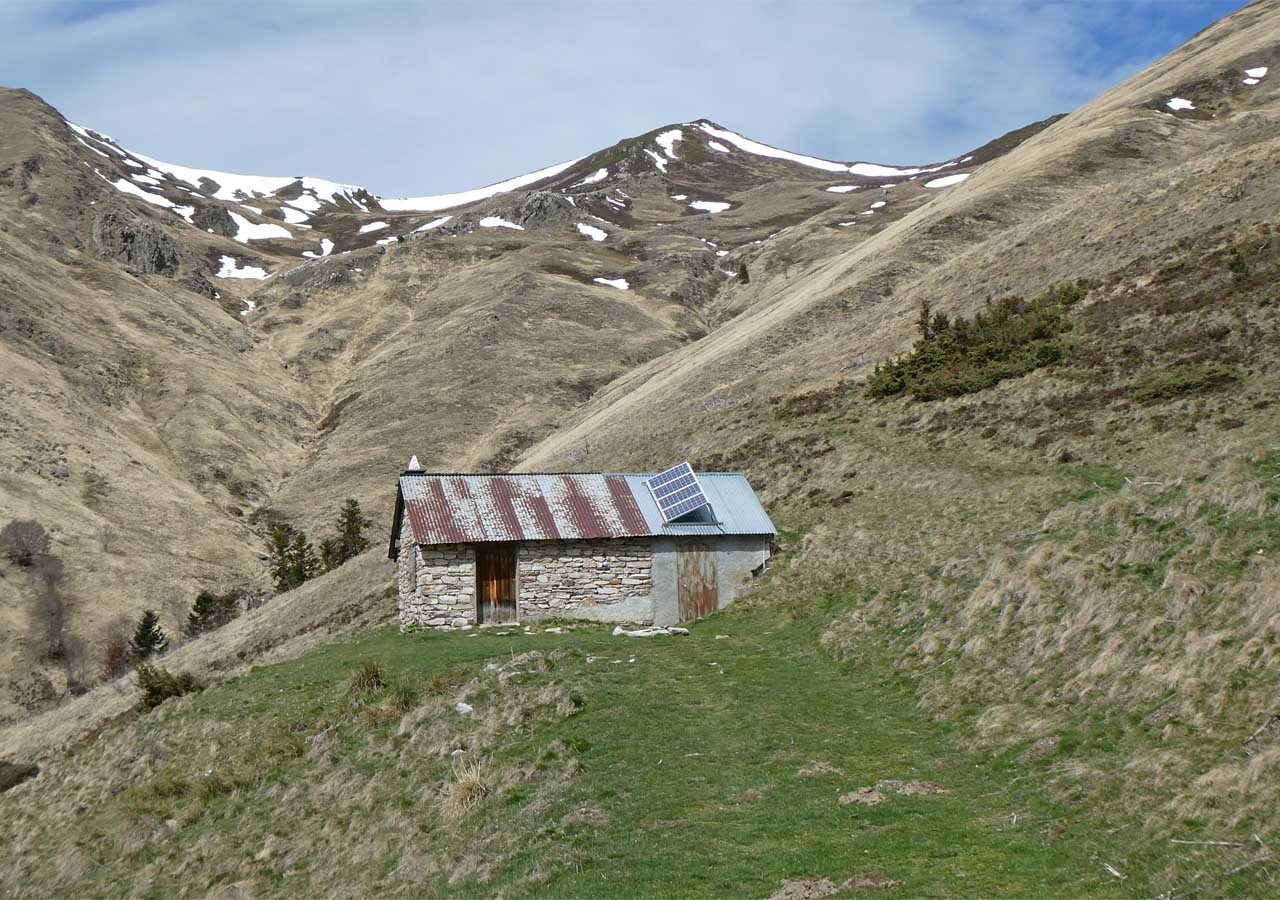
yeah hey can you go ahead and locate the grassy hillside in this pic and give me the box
[0,601,1138,899]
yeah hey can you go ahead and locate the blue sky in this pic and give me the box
[0,1,1247,198]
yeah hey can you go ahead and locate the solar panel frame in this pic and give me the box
[645,461,711,523]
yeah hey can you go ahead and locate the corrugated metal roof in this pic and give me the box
[396,472,775,547]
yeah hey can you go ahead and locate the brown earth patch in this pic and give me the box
[796,761,843,778]
[838,788,885,807]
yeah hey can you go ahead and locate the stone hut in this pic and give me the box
[388,463,776,629]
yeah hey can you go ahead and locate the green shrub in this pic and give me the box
[1128,364,1239,402]
[869,286,1078,401]
[136,664,204,709]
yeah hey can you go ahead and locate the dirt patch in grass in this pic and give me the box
[876,779,949,797]
[796,760,843,778]
[844,872,900,890]
[768,878,841,900]
[839,788,886,807]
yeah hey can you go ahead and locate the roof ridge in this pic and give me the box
[399,470,748,477]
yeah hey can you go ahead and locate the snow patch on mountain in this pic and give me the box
[415,216,452,232]
[479,216,523,230]
[825,185,857,193]
[655,129,683,159]
[280,206,311,225]
[215,255,268,279]
[593,277,629,290]
[695,122,847,172]
[572,168,608,187]
[288,193,323,213]
[379,157,582,212]
[1166,97,1195,111]
[924,173,970,188]
[707,140,730,153]
[689,200,730,214]
[228,211,290,243]
[302,238,335,259]
[358,221,389,234]
[577,223,607,242]
[97,169,194,223]
[644,149,669,173]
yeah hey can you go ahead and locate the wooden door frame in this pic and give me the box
[676,541,719,621]
[475,542,520,625]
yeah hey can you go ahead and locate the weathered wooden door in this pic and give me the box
[475,544,517,624]
[676,543,718,621]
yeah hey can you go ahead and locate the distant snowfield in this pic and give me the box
[593,277,629,290]
[924,173,970,189]
[825,185,857,193]
[693,120,958,179]
[1166,97,1195,111]
[689,200,730,213]
[215,255,268,279]
[1243,65,1268,85]
[228,211,290,243]
[358,221,389,234]
[479,216,523,230]
[707,140,730,153]
[695,122,847,172]
[280,206,310,225]
[577,223,607,242]
[380,157,582,212]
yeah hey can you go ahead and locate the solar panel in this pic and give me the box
[646,461,711,522]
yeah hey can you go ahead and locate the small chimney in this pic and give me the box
[407,455,421,470]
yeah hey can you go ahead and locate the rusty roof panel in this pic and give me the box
[398,472,775,546]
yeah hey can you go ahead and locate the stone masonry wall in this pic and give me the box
[398,525,476,629]
[518,539,652,616]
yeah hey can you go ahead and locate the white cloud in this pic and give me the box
[0,2,1234,198]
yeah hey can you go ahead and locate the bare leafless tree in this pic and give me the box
[1,519,50,567]
[63,636,92,695]
[100,614,134,681]
[30,553,68,661]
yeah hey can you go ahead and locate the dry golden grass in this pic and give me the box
[442,758,489,819]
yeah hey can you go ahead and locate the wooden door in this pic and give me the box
[475,544,517,624]
[676,543,718,621]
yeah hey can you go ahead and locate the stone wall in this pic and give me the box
[397,522,476,630]
[518,539,653,619]
[397,536,658,628]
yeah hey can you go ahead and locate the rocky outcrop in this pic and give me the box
[91,208,180,276]
[516,191,576,228]
[190,203,237,237]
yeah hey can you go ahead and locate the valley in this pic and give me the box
[1,1,1279,896]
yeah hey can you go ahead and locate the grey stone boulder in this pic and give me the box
[92,208,180,276]
[191,204,237,237]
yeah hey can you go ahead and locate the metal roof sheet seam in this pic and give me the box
[397,472,776,546]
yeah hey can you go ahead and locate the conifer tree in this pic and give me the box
[333,499,371,567]
[288,531,321,585]
[187,590,240,637]
[187,591,218,637]
[319,537,341,573]
[130,610,169,660]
